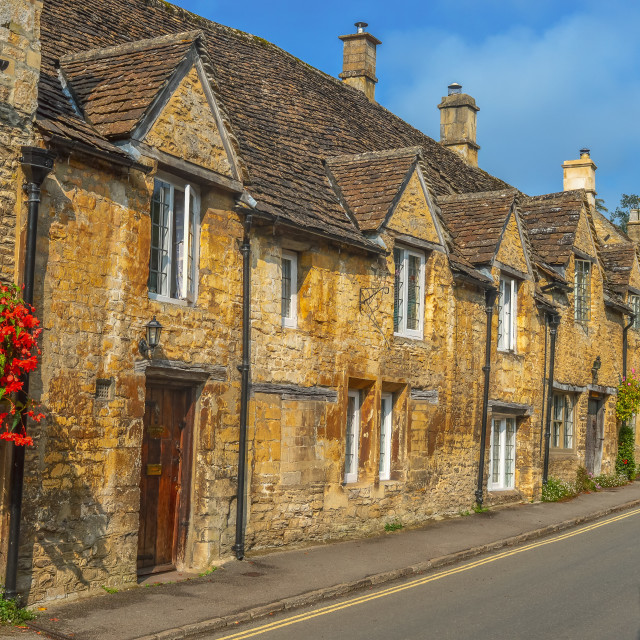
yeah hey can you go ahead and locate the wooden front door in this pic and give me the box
[137,385,194,575]
[585,396,604,475]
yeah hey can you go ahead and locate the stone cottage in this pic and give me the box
[0,0,639,604]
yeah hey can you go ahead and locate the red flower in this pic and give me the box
[623,459,629,465]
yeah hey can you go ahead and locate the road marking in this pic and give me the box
[215,507,640,639]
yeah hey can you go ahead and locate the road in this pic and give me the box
[203,508,640,640]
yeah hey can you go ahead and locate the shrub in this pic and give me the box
[542,477,577,502]
[615,424,636,481]
[0,588,35,625]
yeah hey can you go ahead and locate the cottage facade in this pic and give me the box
[0,0,639,604]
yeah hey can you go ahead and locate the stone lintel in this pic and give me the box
[132,141,243,193]
[552,381,586,393]
[390,233,445,254]
[251,382,338,402]
[134,358,227,382]
[587,383,617,396]
[494,260,531,282]
[488,400,533,416]
[410,388,439,404]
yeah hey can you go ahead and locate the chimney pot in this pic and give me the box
[355,21,368,33]
[580,148,591,158]
[448,82,462,96]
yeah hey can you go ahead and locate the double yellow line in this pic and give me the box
[216,507,640,639]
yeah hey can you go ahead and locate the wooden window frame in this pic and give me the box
[393,246,425,340]
[497,275,518,352]
[344,390,361,484]
[379,392,393,481]
[574,259,591,323]
[488,416,516,491]
[551,393,574,450]
[281,250,298,329]
[148,174,199,304]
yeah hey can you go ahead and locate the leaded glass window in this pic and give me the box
[393,247,425,339]
[489,416,516,490]
[574,259,591,323]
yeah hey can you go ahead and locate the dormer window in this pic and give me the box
[393,246,425,339]
[148,176,199,303]
[497,275,517,352]
[631,295,640,330]
[574,260,591,323]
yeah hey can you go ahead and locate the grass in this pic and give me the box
[101,586,118,594]
[384,519,403,532]
[198,567,218,577]
[0,589,35,626]
[473,503,489,514]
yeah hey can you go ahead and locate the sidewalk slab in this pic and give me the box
[7,481,640,640]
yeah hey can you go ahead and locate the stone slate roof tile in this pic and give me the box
[600,244,636,291]
[325,148,419,231]
[59,32,202,140]
[38,0,510,251]
[437,189,519,266]
[519,191,585,266]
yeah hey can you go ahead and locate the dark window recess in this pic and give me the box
[95,378,113,401]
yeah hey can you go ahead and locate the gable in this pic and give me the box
[385,168,442,245]
[494,211,529,274]
[573,206,598,258]
[143,65,235,178]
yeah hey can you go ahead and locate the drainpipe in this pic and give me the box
[475,286,498,506]
[542,312,561,485]
[623,313,635,380]
[233,207,253,560]
[4,147,55,601]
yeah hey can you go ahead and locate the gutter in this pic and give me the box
[542,312,561,485]
[475,286,498,506]
[232,196,254,560]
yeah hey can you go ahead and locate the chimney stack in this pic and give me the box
[338,22,381,102]
[562,148,597,209]
[437,83,480,167]
[628,209,640,246]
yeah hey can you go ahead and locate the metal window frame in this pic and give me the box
[488,415,516,491]
[574,260,591,323]
[344,390,361,484]
[281,250,298,329]
[393,246,425,340]
[379,392,393,481]
[497,275,517,352]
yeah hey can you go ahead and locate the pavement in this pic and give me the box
[3,480,640,640]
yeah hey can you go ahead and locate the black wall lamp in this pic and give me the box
[139,316,162,358]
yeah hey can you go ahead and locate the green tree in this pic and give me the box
[595,198,608,215]
[610,194,640,233]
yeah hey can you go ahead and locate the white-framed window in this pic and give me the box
[630,295,640,330]
[281,250,298,328]
[344,390,360,483]
[552,393,574,449]
[489,416,516,490]
[148,175,199,302]
[379,393,393,481]
[497,276,517,352]
[393,247,425,339]
[574,259,591,323]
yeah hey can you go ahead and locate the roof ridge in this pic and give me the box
[438,188,519,203]
[325,146,422,166]
[59,30,202,65]
[524,189,585,202]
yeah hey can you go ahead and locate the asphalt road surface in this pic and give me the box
[203,508,640,640]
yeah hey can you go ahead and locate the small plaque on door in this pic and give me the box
[148,423,165,438]
[147,464,162,476]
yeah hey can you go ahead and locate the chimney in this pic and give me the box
[628,209,640,246]
[437,83,480,167]
[338,22,381,102]
[562,148,597,209]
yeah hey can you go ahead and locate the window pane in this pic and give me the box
[564,396,573,448]
[575,260,591,322]
[393,249,403,333]
[406,254,420,331]
[149,181,171,296]
[491,420,500,484]
[171,188,185,298]
[505,418,515,488]
[282,258,292,319]
[187,190,196,297]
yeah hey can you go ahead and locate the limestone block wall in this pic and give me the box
[12,152,243,603]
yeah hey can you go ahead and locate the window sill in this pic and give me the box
[148,292,194,307]
[393,332,424,342]
[488,486,516,493]
[549,449,577,458]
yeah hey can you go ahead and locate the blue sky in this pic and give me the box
[180,0,639,213]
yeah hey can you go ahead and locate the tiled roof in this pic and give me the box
[325,148,420,232]
[38,0,510,252]
[59,31,200,140]
[437,189,518,266]
[519,191,585,266]
[600,244,636,291]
